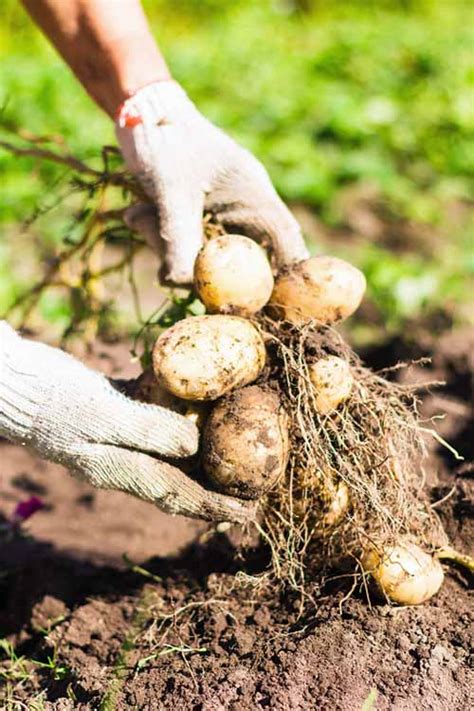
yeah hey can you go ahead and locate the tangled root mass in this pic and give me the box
[252,316,446,593]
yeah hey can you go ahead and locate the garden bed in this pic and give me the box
[1,326,472,710]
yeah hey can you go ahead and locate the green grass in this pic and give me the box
[0,0,473,335]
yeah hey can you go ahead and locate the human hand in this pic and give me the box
[0,322,254,523]
[116,81,309,284]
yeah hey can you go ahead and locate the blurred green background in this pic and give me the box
[1,0,473,343]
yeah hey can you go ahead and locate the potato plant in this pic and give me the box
[1,142,471,609]
[130,234,469,606]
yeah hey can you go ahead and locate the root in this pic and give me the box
[253,316,447,594]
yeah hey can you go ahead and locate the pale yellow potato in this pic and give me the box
[270,255,366,325]
[321,480,350,528]
[361,541,444,605]
[297,468,350,527]
[308,356,354,414]
[202,385,289,499]
[194,234,274,317]
[152,315,266,401]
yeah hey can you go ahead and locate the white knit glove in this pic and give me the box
[0,322,252,523]
[116,81,309,284]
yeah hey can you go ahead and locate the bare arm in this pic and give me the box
[22,0,308,285]
[21,0,170,117]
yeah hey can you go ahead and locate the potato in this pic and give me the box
[194,234,274,317]
[297,468,350,527]
[308,356,353,414]
[152,315,266,401]
[321,480,350,528]
[130,367,182,410]
[361,541,444,605]
[270,255,366,325]
[202,385,289,499]
[129,367,210,429]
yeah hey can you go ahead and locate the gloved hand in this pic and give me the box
[116,80,309,284]
[0,322,253,523]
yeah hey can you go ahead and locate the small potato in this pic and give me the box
[129,368,210,429]
[308,356,353,414]
[297,468,350,527]
[194,234,274,317]
[152,315,266,401]
[202,385,289,499]
[130,367,182,410]
[321,480,350,528]
[361,541,444,606]
[270,255,366,325]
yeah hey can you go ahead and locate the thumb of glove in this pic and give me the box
[155,183,205,284]
[124,193,204,285]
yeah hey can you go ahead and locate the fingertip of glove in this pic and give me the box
[272,222,309,267]
[161,223,203,286]
[155,412,200,458]
[174,422,200,458]
[207,494,258,525]
[164,265,195,286]
[164,248,198,285]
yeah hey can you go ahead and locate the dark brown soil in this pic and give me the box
[0,331,472,710]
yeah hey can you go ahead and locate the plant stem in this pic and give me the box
[436,546,474,573]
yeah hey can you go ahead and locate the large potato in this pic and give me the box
[308,356,353,414]
[194,234,274,317]
[202,385,289,499]
[269,255,366,325]
[152,315,266,401]
[361,541,444,605]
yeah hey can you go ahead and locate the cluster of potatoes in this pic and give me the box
[152,235,365,497]
[149,234,444,606]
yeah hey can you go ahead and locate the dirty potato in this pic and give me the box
[361,541,444,605]
[269,255,366,325]
[202,385,289,499]
[308,356,354,414]
[152,315,266,401]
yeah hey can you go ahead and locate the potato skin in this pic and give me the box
[321,480,350,528]
[308,356,353,414]
[202,386,289,499]
[131,368,209,428]
[194,234,274,317]
[130,367,182,410]
[270,255,366,325]
[152,315,266,401]
[361,541,444,605]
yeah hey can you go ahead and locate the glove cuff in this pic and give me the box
[115,80,189,129]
